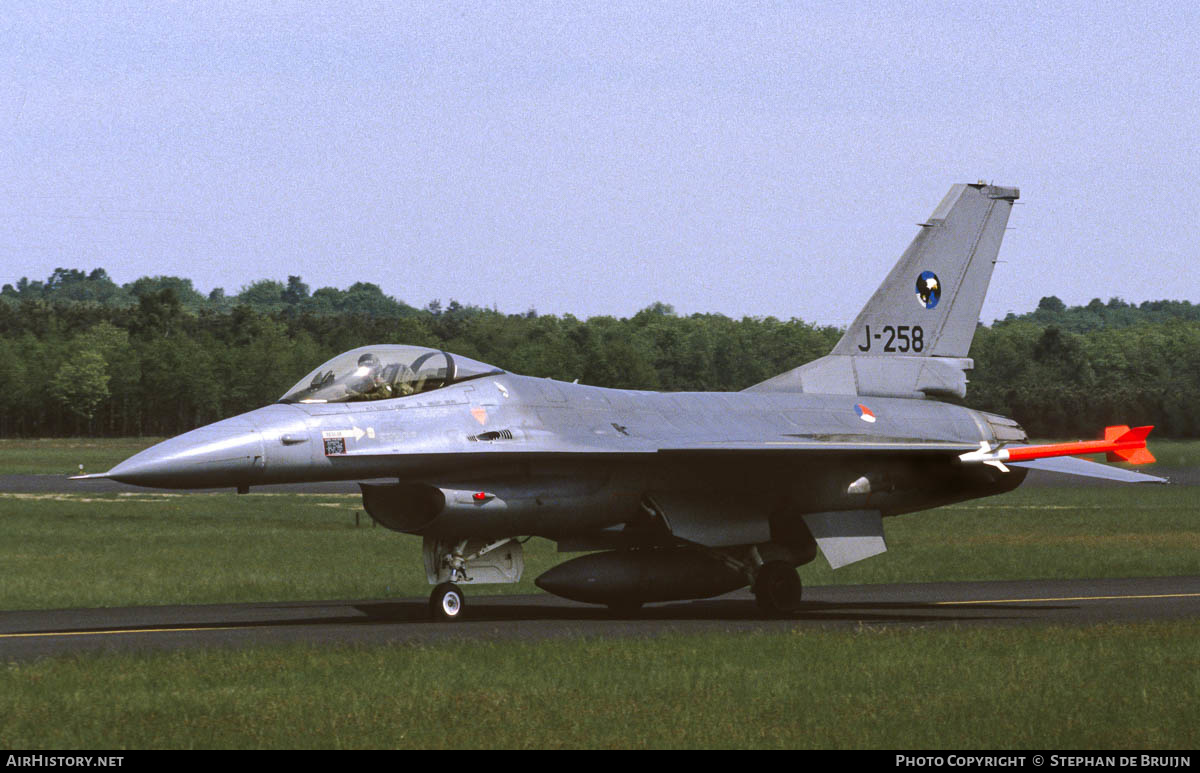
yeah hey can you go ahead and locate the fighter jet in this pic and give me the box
[74,183,1164,620]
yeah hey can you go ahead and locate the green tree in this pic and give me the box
[125,276,207,310]
[282,276,311,306]
[50,348,110,426]
[237,280,286,312]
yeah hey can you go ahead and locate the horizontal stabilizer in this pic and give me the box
[1009,456,1167,484]
[801,510,887,569]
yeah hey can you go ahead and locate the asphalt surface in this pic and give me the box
[2,576,1197,661]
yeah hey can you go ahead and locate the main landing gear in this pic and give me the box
[752,561,803,617]
[711,547,805,617]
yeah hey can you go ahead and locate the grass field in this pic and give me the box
[0,437,165,476]
[1,623,1196,749]
[1,438,1196,749]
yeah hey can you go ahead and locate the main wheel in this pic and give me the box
[753,562,803,617]
[430,582,465,622]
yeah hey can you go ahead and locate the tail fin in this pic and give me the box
[747,183,1018,398]
[832,183,1019,359]
[1103,425,1156,464]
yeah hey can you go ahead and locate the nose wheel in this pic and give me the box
[430,582,465,621]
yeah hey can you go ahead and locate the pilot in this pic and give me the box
[353,353,395,401]
[392,363,417,396]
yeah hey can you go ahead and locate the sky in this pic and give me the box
[0,1,1196,327]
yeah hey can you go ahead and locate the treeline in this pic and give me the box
[1,268,416,317]
[1002,294,1200,332]
[0,268,1198,438]
[968,320,1200,437]
[8,269,1199,331]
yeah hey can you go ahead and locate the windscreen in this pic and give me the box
[279,345,503,404]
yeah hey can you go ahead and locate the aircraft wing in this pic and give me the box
[658,439,977,455]
[324,425,1165,485]
[1008,456,1167,484]
[660,432,1166,484]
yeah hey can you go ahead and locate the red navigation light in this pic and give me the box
[473,491,488,501]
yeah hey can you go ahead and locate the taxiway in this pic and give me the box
[2,575,1197,661]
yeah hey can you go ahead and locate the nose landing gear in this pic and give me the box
[430,582,465,622]
[423,536,524,621]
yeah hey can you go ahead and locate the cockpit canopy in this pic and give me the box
[279,345,504,404]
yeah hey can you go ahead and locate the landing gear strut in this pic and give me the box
[424,537,524,621]
[753,561,803,616]
[429,582,465,622]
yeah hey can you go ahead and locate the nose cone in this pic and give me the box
[108,415,266,489]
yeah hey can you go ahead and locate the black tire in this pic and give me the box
[753,562,803,617]
[430,582,465,622]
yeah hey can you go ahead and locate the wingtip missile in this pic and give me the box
[960,425,1157,468]
[1005,425,1157,465]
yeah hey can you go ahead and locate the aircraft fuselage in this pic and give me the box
[104,373,1024,547]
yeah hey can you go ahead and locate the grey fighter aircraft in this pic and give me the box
[74,183,1165,620]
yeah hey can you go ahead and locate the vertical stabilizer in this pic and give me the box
[831,183,1018,359]
[748,183,1018,398]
